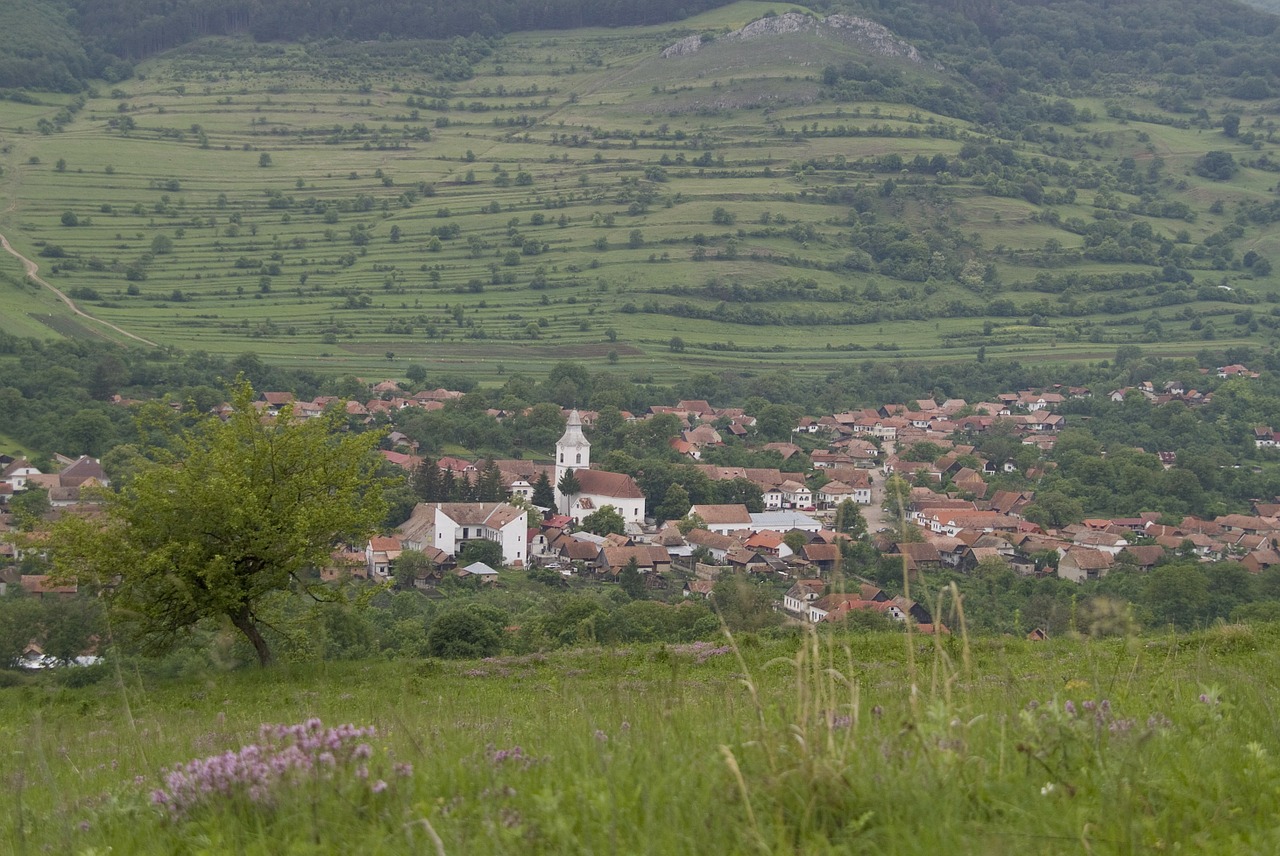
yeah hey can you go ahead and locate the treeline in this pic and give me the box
[64,0,736,61]
[832,0,1280,98]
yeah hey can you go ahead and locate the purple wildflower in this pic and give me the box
[371,780,388,794]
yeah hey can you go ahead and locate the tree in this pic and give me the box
[426,609,501,658]
[654,483,691,523]
[259,152,273,167]
[50,382,387,666]
[558,469,581,512]
[618,557,646,599]
[531,471,556,509]
[783,530,808,556]
[581,504,625,536]
[457,538,503,569]
[1143,563,1210,630]
[1195,151,1238,180]
[392,549,435,589]
[10,486,51,531]
[833,498,867,539]
[1222,114,1240,138]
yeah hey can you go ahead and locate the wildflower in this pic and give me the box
[355,765,369,780]
[830,714,853,730]
[1040,782,1055,796]
[620,721,631,732]
[371,780,388,794]
[394,762,414,777]
[78,820,91,832]
[871,705,884,718]
[1064,700,1076,716]
[594,729,608,743]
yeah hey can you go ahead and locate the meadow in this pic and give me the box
[3,622,1278,854]
[0,1,1277,382]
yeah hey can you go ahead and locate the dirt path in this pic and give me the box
[0,229,158,347]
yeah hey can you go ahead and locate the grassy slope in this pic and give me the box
[3,626,1280,853]
[0,1,1276,381]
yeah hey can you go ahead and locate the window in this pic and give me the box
[576,453,581,464]
[559,453,564,463]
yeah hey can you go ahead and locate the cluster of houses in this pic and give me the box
[8,367,1279,640]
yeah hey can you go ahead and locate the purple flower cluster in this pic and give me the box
[486,744,541,769]
[150,718,377,819]
[1028,698,1143,735]
[668,642,734,663]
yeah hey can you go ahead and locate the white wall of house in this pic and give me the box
[431,505,529,565]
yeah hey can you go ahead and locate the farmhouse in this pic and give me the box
[397,502,528,566]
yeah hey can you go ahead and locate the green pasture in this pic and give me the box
[5,626,1280,853]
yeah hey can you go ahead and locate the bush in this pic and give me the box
[426,610,502,659]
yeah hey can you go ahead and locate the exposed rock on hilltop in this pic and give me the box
[661,12,927,64]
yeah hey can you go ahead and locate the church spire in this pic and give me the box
[554,409,591,512]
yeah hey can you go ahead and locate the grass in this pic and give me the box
[4,622,1280,853]
[0,0,1277,381]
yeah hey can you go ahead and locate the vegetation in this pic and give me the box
[0,0,1277,382]
[4,624,1280,852]
[48,381,388,665]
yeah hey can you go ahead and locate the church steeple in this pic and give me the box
[554,409,591,512]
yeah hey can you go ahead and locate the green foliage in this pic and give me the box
[425,608,502,658]
[9,485,50,530]
[580,504,625,536]
[49,381,388,666]
[457,538,503,569]
[1195,150,1239,180]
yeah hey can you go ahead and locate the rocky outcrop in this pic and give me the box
[661,12,927,65]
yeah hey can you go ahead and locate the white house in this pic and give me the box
[783,579,826,614]
[687,503,752,535]
[397,502,529,566]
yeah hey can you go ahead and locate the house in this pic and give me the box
[777,479,813,509]
[19,575,78,598]
[817,478,870,508]
[684,579,716,598]
[1057,547,1114,583]
[0,458,41,491]
[397,502,529,566]
[808,593,905,624]
[597,545,672,577]
[458,561,500,581]
[684,528,740,562]
[687,504,753,535]
[365,536,403,577]
[1119,545,1166,571]
[783,579,826,614]
[801,542,841,573]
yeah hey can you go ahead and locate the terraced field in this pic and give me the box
[1,1,1277,381]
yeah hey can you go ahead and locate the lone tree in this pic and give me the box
[557,469,581,513]
[50,382,387,666]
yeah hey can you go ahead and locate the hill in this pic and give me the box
[0,0,1278,382]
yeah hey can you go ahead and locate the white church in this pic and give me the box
[554,410,646,525]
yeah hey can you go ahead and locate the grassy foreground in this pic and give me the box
[4,624,1279,854]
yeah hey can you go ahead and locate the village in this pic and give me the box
[5,356,1278,652]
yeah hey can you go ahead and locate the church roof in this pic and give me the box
[575,469,644,499]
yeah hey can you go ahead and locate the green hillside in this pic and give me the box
[0,0,1278,380]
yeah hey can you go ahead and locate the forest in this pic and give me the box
[2,0,1279,93]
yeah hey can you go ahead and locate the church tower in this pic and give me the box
[554,409,591,512]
